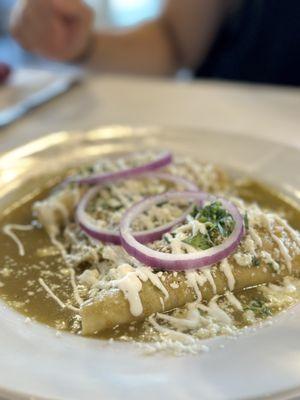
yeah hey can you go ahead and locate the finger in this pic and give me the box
[9,0,27,40]
[10,0,54,52]
[47,17,84,60]
[51,0,87,18]
[10,3,36,51]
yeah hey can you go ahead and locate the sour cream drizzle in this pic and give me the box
[98,264,169,316]
[149,315,196,344]
[156,311,202,330]
[225,291,243,311]
[198,296,232,325]
[198,298,232,325]
[117,270,144,316]
[274,215,300,247]
[262,215,292,272]
[2,224,33,256]
[202,269,217,294]
[220,258,235,291]
[136,266,169,300]
[249,227,263,247]
[185,271,207,300]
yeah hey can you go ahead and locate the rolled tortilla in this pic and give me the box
[33,162,228,237]
[33,187,83,237]
[81,251,300,335]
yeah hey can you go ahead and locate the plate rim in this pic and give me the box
[0,124,299,400]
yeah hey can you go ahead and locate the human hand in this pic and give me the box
[10,0,94,62]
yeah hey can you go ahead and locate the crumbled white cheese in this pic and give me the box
[243,236,256,255]
[261,214,292,272]
[185,271,207,300]
[234,252,253,267]
[249,227,263,248]
[261,251,280,272]
[170,282,179,289]
[78,269,100,287]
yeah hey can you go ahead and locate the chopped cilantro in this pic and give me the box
[268,261,280,273]
[67,181,76,190]
[244,212,249,231]
[184,232,211,250]
[190,206,200,219]
[157,201,168,208]
[184,201,235,250]
[163,234,171,244]
[79,165,94,176]
[245,299,272,318]
[109,204,123,211]
[87,166,94,173]
[252,256,260,267]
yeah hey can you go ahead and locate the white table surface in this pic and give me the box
[0,74,299,154]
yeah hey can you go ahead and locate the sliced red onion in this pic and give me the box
[73,150,173,185]
[76,173,199,245]
[120,191,244,271]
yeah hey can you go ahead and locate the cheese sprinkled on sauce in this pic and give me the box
[262,214,292,272]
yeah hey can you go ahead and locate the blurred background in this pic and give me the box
[0,0,298,164]
[0,0,164,68]
[0,0,299,131]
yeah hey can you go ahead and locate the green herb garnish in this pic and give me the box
[245,299,272,318]
[252,256,260,267]
[157,201,168,208]
[184,201,235,250]
[244,212,249,231]
[268,261,280,273]
[184,232,212,250]
[163,234,171,244]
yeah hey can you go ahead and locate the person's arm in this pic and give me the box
[86,0,229,75]
[85,20,178,76]
[10,0,231,76]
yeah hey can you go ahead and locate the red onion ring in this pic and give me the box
[73,150,172,185]
[120,191,244,271]
[76,173,199,245]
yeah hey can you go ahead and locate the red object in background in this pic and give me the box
[0,62,11,84]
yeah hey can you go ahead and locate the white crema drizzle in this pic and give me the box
[98,263,169,317]
[2,224,33,256]
[220,258,235,291]
[261,214,292,273]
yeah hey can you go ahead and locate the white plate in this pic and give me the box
[0,126,299,400]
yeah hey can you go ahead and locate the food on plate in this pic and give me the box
[1,150,299,354]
